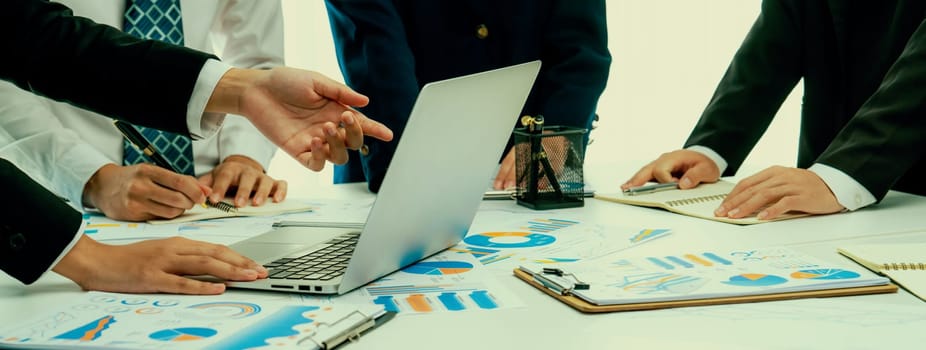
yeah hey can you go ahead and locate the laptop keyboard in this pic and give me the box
[263,232,360,281]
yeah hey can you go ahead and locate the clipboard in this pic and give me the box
[513,268,898,313]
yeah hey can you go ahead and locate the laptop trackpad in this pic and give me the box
[234,242,309,263]
[230,227,357,262]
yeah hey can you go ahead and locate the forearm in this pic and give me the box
[815,19,926,200]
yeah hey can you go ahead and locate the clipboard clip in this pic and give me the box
[530,267,590,295]
[298,309,395,350]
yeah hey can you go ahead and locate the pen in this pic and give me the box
[113,120,236,213]
[623,181,679,196]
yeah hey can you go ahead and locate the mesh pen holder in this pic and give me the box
[513,125,587,210]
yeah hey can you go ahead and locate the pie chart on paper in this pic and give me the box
[722,273,788,287]
[790,268,860,280]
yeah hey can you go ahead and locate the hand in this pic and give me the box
[83,163,208,221]
[493,148,517,190]
[622,149,720,190]
[207,67,394,171]
[198,155,287,207]
[52,235,268,295]
[715,166,845,220]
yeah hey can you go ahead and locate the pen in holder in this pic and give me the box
[513,115,587,210]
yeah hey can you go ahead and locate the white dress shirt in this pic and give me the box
[0,0,283,276]
[0,0,283,208]
[687,146,876,211]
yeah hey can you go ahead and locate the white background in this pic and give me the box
[269,0,802,192]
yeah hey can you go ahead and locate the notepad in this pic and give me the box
[594,180,806,225]
[838,243,926,302]
[148,200,313,224]
[516,246,895,313]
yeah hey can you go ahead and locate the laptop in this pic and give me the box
[225,61,542,294]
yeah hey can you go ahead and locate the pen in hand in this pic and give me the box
[623,181,679,196]
[113,120,237,213]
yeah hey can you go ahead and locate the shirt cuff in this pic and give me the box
[686,145,728,174]
[187,59,232,140]
[46,220,87,277]
[808,163,876,211]
[58,143,114,211]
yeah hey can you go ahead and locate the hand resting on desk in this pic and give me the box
[622,149,844,220]
[51,235,268,295]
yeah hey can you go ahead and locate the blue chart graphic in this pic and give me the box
[791,269,860,280]
[153,300,180,307]
[723,273,789,287]
[469,291,498,309]
[438,293,465,311]
[629,228,671,243]
[526,218,579,233]
[54,316,116,341]
[82,213,97,234]
[206,306,319,350]
[149,328,217,342]
[702,252,733,265]
[647,257,677,270]
[187,302,262,319]
[368,286,499,313]
[665,256,695,268]
[449,246,499,258]
[402,261,473,275]
[648,252,736,270]
[373,296,400,312]
[463,232,555,248]
[612,273,706,295]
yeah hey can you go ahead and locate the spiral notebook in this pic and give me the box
[148,200,313,224]
[838,243,926,302]
[594,180,806,225]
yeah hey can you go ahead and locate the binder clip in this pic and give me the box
[513,115,587,210]
[542,267,590,290]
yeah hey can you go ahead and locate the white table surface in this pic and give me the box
[3,163,926,349]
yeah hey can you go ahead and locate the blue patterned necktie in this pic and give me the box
[121,0,194,175]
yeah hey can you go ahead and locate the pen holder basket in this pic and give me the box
[513,126,587,210]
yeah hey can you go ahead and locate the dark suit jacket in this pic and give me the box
[326,0,611,191]
[685,0,926,201]
[1,0,215,284]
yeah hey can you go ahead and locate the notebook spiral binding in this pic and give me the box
[883,262,926,270]
[666,194,728,207]
[207,200,237,213]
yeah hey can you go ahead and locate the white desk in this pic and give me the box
[3,165,926,349]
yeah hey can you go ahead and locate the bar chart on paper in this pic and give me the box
[326,251,524,315]
[368,286,501,313]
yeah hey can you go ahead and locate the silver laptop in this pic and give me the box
[225,61,541,294]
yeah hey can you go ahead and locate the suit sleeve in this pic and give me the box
[326,0,420,192]
[815,19,926,201]
[1,0,215,135]
[683,0,804,175]
[0,158,82,284]
[530,0,611,131]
